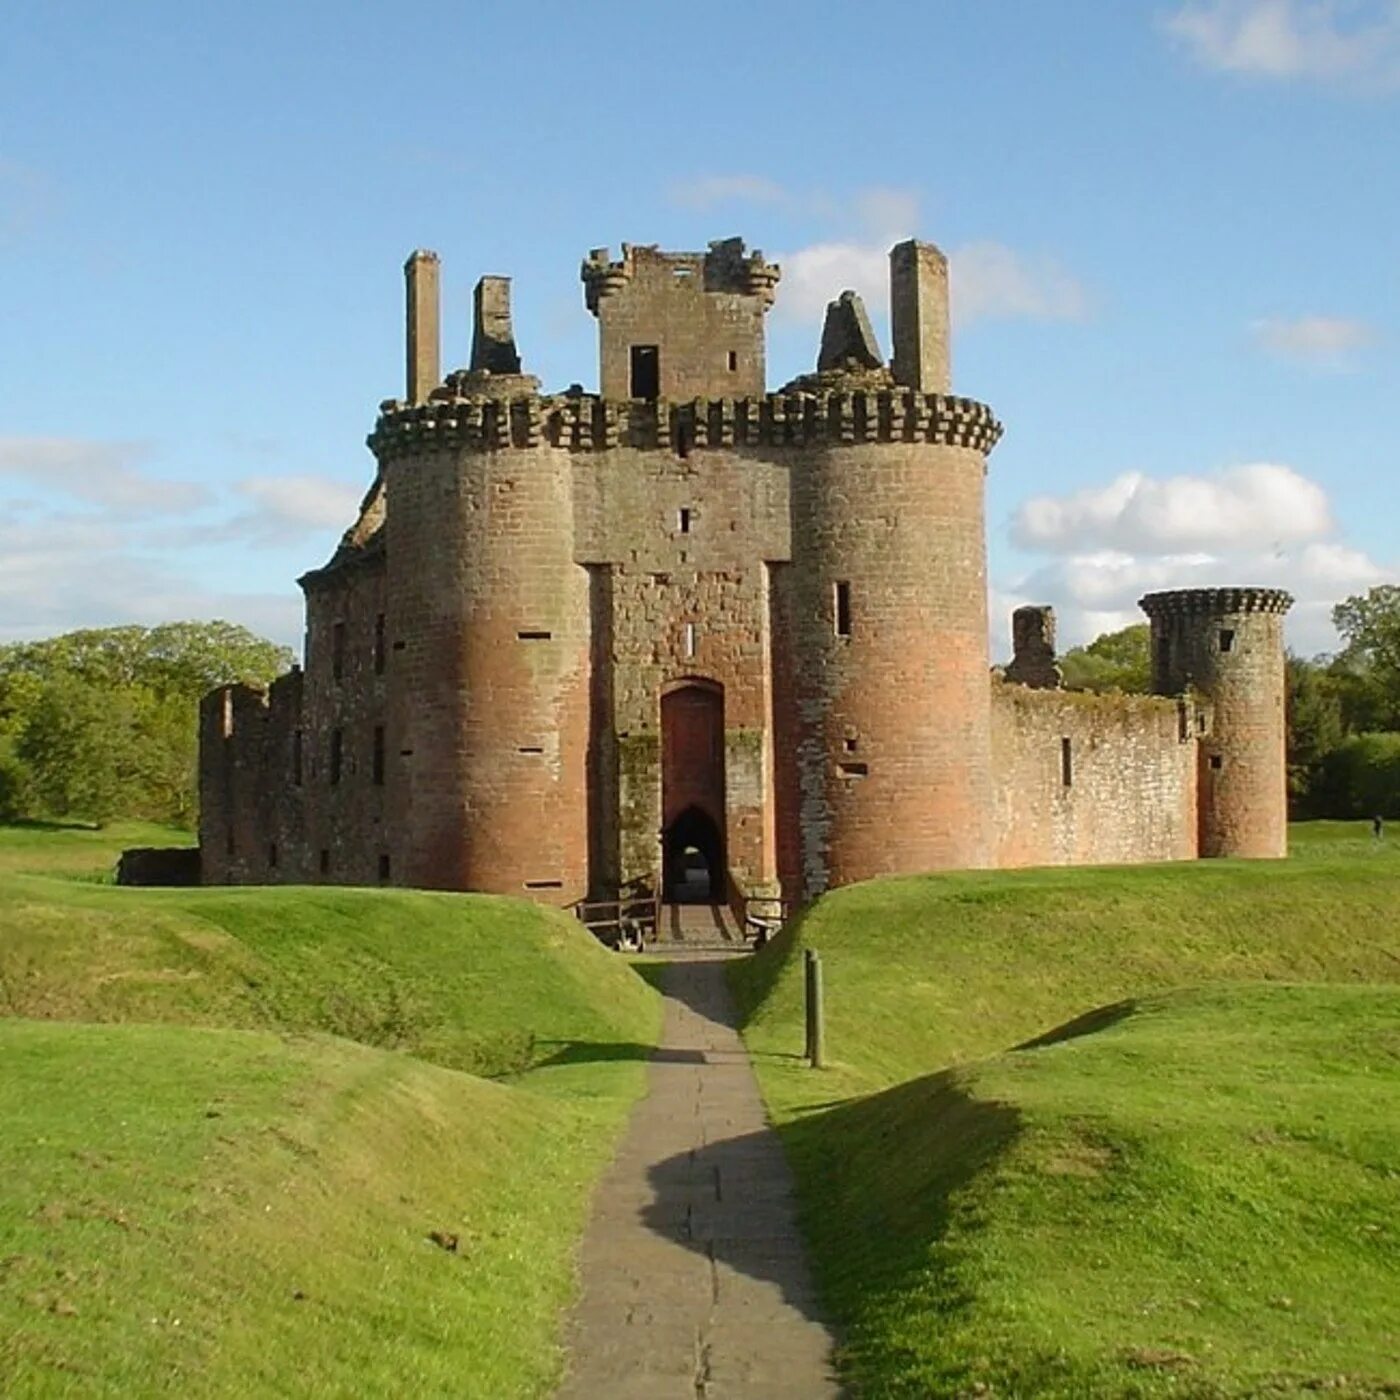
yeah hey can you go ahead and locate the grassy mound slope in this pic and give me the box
[0,824,661,1396]
[1,1019,630,1397]
[734,825,1400,1396]
[734,824,1400,1108]
[0,875,656,1080]
[783,984,1400,1398]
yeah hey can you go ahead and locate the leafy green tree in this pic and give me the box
[1333,585,1400,731]
[1286,654,1346,815]
[0,621,292,826]
[1060,623,1151,694]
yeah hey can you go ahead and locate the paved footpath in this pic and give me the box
[555,953,841,1399]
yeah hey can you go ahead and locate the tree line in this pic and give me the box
[0,622,292,828]
[1059,585,1400,820]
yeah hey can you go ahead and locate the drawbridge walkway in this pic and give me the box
[555,949,840,1398]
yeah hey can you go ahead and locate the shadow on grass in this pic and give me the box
[530,1040,706,1067]
[1015,997,1137,1051]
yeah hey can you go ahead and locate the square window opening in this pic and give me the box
[630,344,659,401]
[1210,753,1224,770]
[1220,629,1235,653]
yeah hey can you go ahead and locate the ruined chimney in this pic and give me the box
[889,240,950,394]
[404,249,441,404]
[1005,606,1063,690]
[470,275,522,375]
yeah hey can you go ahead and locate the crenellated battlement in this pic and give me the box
[1140,588,1294,618]
[368,387,1002,461]
[582,237,780,314]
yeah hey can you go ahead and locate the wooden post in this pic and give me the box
[810,952,826,1070]
[803,948,816,1060]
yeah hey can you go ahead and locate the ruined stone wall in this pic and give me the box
[198,669,305,883]
[382,433,590,899]
[991,684,1198,868]
[300,556,388,884]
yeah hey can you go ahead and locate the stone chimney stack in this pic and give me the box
[889,239,951,394]
[470,275,522,374]
[404,249,441,404]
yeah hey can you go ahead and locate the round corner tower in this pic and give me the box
[785,239,1001,894]
[371,256,590,900]
[1139,587,1293,859]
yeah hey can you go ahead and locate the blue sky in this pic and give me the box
[2,0,1396,657]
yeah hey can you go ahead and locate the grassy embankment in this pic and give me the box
[733,823,1400,1397]
[0,822,659,1397]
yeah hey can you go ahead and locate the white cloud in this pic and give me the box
[1012,463,1332,553]
[0,516,302,650]
[951,243,1090,325]
[668,174,791,210]
[1163,0,1400,85]
[1253,314,1378,363]
[0,437,210,516]
[772,237,1089,329]
[1001,460,1396,656]
[234,474,363,538]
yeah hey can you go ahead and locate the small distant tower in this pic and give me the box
[1140,588,1293,859]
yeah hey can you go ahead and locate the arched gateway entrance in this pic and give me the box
[660,681,726,903]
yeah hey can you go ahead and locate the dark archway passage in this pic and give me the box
[661,681,726,903]
[663,805,725,903]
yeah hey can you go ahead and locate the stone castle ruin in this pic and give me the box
[199,235,1292,908]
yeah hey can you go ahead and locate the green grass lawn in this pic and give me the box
[734,823,1400,1397]
[0,819,193,880]
[0,824,660,1396]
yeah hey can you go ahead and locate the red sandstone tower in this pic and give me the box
[1140,588,1294,858]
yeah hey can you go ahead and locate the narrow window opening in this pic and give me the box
[377,854,391,883]
[1060,736,1073,788]
[267,842,278,869]
[838,761,868,779]
[332,621,346,681]
[678,507,692,534]
[517,630,552,641]
[374,613,386,674]
[392,639,406,652]
[524,879,564,891]
[834,581,852,638]
[676,423,691,459]
[372,725,385,785]
[292,729,303,786]
[1220,629,1235,653]
[225,829,235,857]
[330,728,343,785]
[319,849,330,875]
[1210,753,1224,770]
[630,344,659,401]
[727,350,738,372]
[518,745,544,755]
[684,622,697,659]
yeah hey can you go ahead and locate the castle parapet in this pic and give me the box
[581,238,780,312]
[1139,587,1293,619]
[368,387,1003,462]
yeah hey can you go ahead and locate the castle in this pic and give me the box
[199,236,1292,910]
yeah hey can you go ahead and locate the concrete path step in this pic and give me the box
[653,902,746,949]
[554,953,839,1398]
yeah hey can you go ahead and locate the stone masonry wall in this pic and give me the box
[991,683,1198,868]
